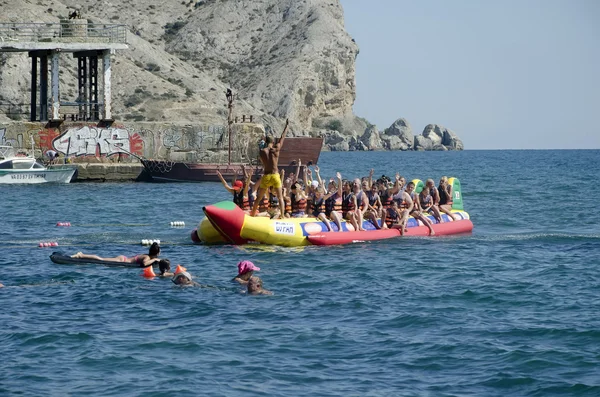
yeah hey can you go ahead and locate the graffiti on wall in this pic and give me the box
[51,125,143,157]
[1,122,260,162]
[0,127,20,147]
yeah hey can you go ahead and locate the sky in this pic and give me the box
[340,0,600,149]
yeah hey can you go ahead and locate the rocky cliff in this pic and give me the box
[0,0,463,150]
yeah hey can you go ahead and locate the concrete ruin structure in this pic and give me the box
[0,21,128,122]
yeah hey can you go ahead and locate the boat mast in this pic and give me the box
[226,88,233,165]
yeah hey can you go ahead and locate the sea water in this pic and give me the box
[0,150,599,396]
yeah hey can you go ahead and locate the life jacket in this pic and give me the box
[233,189,244,209]
[311,196,325,217]
[325,192,342,215]
[380,191,394,209]
[291,193,307,215]
[367,191,378,207]
[385,206,400,227]
[342,192,355,213]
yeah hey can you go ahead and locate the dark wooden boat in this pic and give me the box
[138,137,323,182]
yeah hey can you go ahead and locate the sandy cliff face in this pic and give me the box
[0,0,358,135]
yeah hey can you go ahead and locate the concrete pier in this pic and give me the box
[0,22,127,122]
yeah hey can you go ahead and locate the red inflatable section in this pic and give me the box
[308,219,473,246]
[202,202,247,245]
[308,228,400,245]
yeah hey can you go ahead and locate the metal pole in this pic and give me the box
[226,88,233,164]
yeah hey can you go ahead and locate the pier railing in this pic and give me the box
[0,22,127,44]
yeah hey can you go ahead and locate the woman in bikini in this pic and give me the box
[71,242,163,267]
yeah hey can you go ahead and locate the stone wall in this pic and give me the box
[0,120,265,164]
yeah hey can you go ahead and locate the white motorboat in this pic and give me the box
[0,146,77,184]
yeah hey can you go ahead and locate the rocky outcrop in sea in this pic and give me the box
[322,118,463,151]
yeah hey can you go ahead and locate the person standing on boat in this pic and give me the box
[250,119,289,217]
[44,149,59,165]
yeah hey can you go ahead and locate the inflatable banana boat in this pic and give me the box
[192,178,473,247]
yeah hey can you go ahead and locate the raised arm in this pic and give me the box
[393,173,401,194]
[242,166,252,196]
[216,170,235,194]
[278,118,290,149]
[368,168,374,189]
[293,159,301,184]
[314,165,324,187]
[303,166,310,189]
[336,172,342,197]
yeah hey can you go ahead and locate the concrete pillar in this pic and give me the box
[50,51,60,120]
[102,50,112,120]
[30,55,38,121]
[40,54,48,121]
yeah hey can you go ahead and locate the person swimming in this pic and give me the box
[172,270,199,286]
[71,242,163,267]
[157,259,173,277]
[247,276,273,295]
[232,260,260,284]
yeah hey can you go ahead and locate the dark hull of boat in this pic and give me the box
[138,137,323,183]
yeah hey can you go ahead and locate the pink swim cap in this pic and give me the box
[237,260,260,275]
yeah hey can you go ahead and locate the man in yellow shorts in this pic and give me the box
[251,119,289,217]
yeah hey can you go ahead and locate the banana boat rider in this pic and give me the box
[250,119,289,217]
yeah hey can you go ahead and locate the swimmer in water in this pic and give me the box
[232,260,260,285]
[71,242,162,267]
[157,259,173,277]
[247,276,273,295]
[172,270,199,286]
